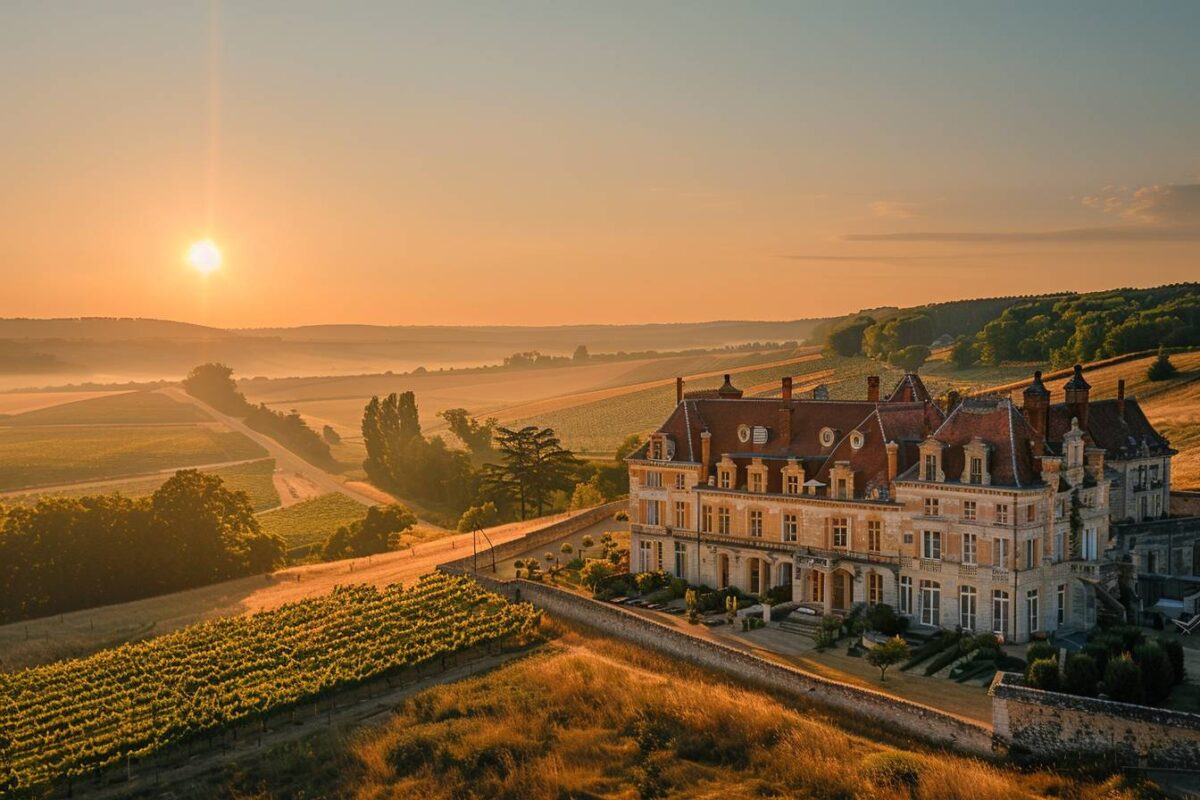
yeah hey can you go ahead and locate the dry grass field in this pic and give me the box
[195,624,1156,800]
[0,389,129,416]
[0,389,209,425]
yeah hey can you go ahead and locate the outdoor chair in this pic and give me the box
[1171,613,1200,636]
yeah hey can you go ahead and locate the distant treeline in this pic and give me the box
[823,284,1200,370]
[0,470,284,624]
[183,363,334,467]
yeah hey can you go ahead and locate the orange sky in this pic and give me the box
[2,3,1198,327]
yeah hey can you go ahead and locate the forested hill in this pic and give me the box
[819,283,1200,370]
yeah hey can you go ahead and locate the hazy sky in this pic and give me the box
[3,2,1198,327]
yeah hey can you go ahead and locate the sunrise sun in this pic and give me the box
[186,239,222,275]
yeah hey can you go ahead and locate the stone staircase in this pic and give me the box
[778,605,827,639]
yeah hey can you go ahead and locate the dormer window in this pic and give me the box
[919,438,945,482]
[785,474,800,494]
[750,472,763,493]
[717,455,736,490]
[828,461,855,500]
[647,433,675,462]
[782,458,804,496]
[746,458,768,493]
[961,437,991,485]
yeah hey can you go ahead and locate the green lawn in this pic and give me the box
[0,391,209,425]
[257,493,369,557]
[0,426,267,491]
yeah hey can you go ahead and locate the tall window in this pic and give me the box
[868,572,883,604]
[835,478,849,499]
[959,586,977,631]
[832,517,849,548]
[924,497,940,517]
[1026,504,1037,523]
[701,505,713,534]
[719,468,732,489]
[963,532,977,565]
[1026,589,1039,635]
[899,576,912,615]
[785,474,800,494]
[638,540,652,573]
[992,590,1010,636]
[1056,583,1066,625]
[992,537,1010,569]
[717,507,731,535]
[675,473,686,490]
[924,454,938,481]
[645,501,660,526]
[645,471,662,488]
[655,541,664,571]
[996,503,1009,525]
[674,501,688,529]
[782,513,798,543]
[922,530,941,560]
[1024,538,1039,569]
[963,500,976,521]
[969,457,983,485]
[1082,528,1098,560]
[867,520,881,552]
[749,509,763,538]
[750,472,764,493]
[674,542,687,578]
[919,580,941,626]
[1055,528,1065,561]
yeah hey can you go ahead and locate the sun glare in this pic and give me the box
[186,239,222,275]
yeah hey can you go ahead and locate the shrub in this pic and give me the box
[1026,642,1056,664]
[866,636,910,682]
[1132,642,1175,704]
[456,502,500,532]
[1159,638,1186,685]
[1147,347,1178,381]
[860,751,924,790]
[614,510,629,521]
[560,542,574,555]
[1063,653,1100,697]
[565,557,584,571]
[579,560,615,592]
[1103,655,1145,704]
[1083,642,1111,675]
[635,571,668,594]
[866,603,908,636]
[1026,658,1061,692]
[667,577,687,599]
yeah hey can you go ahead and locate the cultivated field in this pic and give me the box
[1,458,281,511]
[0,425,267,492]
[0,389,208,425]
[0,510,603,670]
[258,492,372,557]
[0,390,129,416]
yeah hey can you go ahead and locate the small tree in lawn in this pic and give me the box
[579,560,614,593]
[581,534,594,556]
[512,559,525,578]
[867,636,911,682]
[1147,346,1178,381]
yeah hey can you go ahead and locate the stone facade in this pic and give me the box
[629,369,1172,643]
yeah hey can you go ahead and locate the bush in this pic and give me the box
[1026,642,1056,664]
[860,751,924,790]
[635,571,669,594]
[1147,347,1178,381]
[1083,642,1112,675]
[1026,658,1061,691]
[565,557,584,571]
[667,577,687,599]
[1063,653,1100,697]
[457,502,500,532]
[1103,656,1145,704]
[579,560,614,591]
[866,604,908,636]
[613,510,629,521]
[1159,638,1186,685]
[1133,642,1175,704]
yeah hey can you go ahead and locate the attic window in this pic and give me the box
[819,427,836,448]
[849,431,865,450]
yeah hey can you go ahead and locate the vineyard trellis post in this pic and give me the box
[472,525,496,573]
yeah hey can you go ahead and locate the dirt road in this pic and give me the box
[160,387,387,507]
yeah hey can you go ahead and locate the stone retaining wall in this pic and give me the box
[445,501,625,574]
[990,672,1200,766]
[440,564,996,757]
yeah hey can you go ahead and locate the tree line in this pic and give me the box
[823,283,1200,370]
[361,392,628,528]
[183,363,333,466]
[0,470,284,624]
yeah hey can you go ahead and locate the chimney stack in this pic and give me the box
[885,440,899,484]
[1022,370,1050,443]
[699,431,712,482]
[1117,379,1126,420]
[676,377,684,405]
[781,376,793,401]
[867,375,880,402]
[1063,364,1091,431]
[944,389,962,415]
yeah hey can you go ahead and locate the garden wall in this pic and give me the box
[990,672,1200,767]
[451,500,626,573]
[439,563,996,757]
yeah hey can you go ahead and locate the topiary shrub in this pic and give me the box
[1063,653,1100,697]
[1103,655,1145,705]
[1133,642,1175,704]
[1026,642,1056,664]
[1026,657,1061,692]
[866,603,908,636]
[860,751,924,790]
